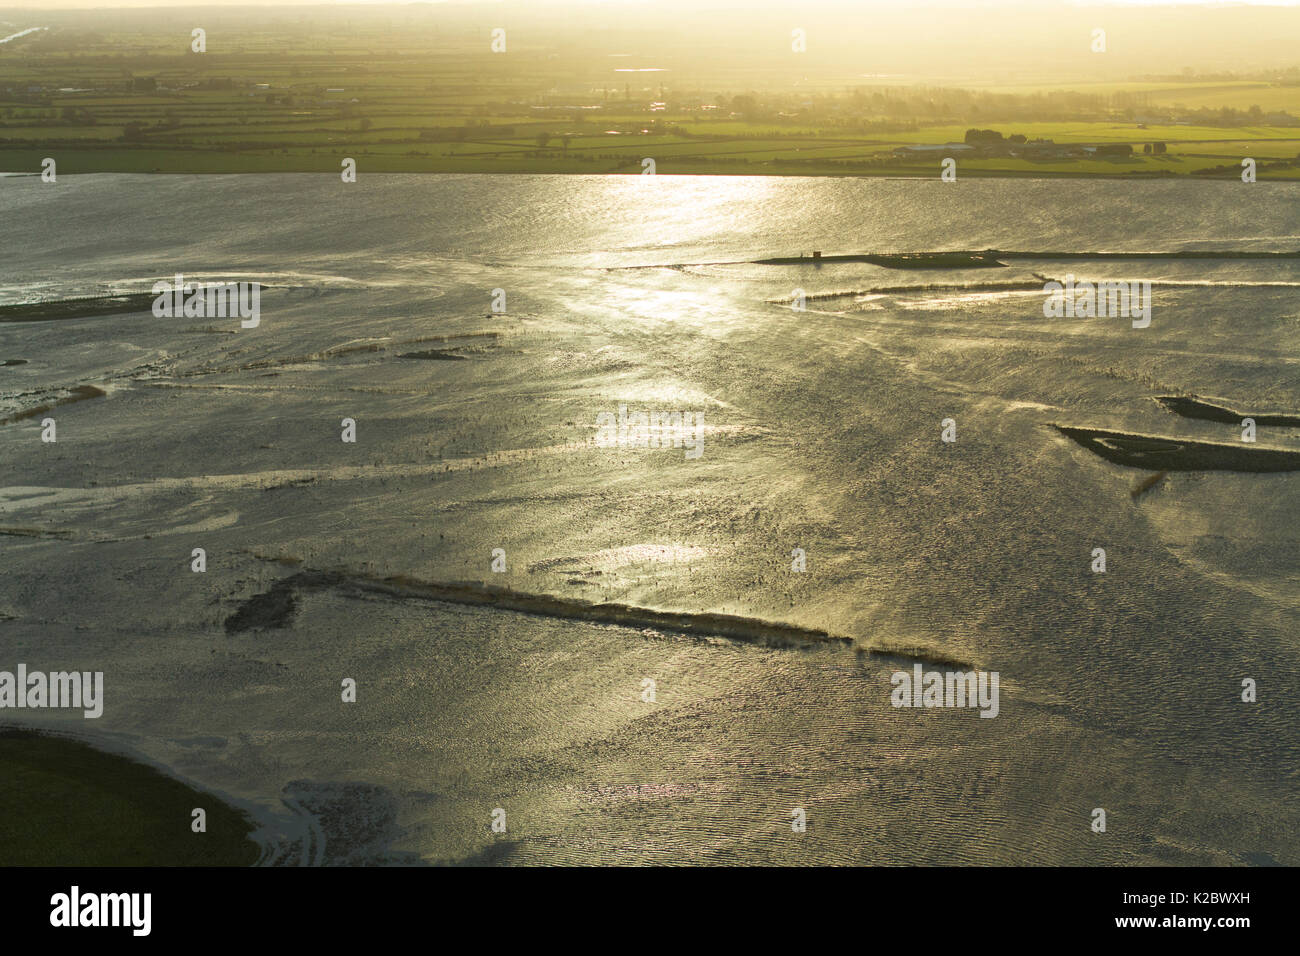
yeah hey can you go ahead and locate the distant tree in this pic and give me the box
[535,131,551,148]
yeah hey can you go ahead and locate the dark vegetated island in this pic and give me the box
[750,249,1300,268]
[1156,395,1300,427]
[754,252,1007,268]
[1053,424,1300,473]
[0,293,159,324]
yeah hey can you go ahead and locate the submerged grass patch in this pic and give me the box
[0,385,107,426]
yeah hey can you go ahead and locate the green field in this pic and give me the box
[2,13,1298,178]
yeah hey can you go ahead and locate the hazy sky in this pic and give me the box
[5,0,1295,80]
[4,0,1299,9]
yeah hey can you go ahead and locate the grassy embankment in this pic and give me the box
[0,729,261,866]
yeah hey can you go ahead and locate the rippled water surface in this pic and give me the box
[1,174,1297,864]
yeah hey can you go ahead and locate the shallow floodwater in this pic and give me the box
[1,174,1297,865]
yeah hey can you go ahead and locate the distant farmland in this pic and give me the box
[3,13,1298,178]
